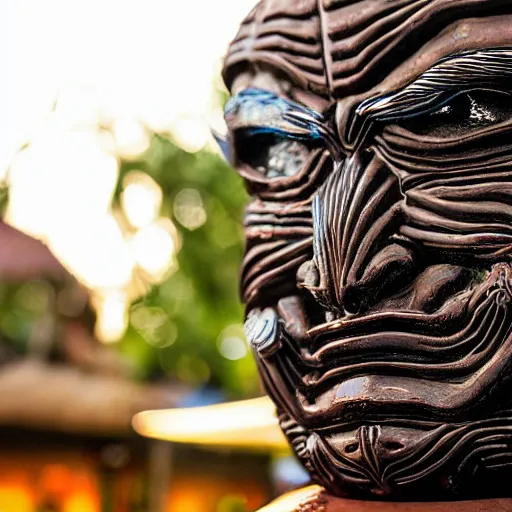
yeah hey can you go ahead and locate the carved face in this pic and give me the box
[222,0,512,500]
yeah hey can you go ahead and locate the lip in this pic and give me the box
[299,287,507,388]
[298,263,510,370]
[297,350,512,425]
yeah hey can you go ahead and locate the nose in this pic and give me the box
[304,146,409,315]
[338,425,406,463]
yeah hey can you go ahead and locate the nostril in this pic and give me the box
[345,442,360,454]
[382,441,405,452]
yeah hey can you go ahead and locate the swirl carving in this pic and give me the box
[222,0,512,500]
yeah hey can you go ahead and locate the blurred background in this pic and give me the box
[0,1,310,511]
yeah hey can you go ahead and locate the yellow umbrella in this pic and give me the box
[132,396,289,452]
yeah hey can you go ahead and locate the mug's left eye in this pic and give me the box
[234,132,311,179]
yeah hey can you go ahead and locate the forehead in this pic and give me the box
[223,0,512,102]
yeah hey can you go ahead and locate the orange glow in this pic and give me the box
[63,491,99,512]
[0,455,102,512]
[167,476,266,512]
[39,464,73,495]
[63,470,100,512]
[168,489,205,512]
[0,483,33,512]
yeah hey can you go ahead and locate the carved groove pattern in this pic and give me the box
[223,0,512,97]
[224,0,512,501]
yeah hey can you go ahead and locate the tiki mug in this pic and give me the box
[222,0,512,501]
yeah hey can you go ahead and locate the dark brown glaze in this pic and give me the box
[223,0,512,501]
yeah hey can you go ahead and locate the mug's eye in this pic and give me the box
[234,132,311,179]
[403,90,512,136]
[428,93,472,121]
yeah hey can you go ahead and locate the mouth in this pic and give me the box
[255,262,512,427]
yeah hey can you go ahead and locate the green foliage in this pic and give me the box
[116,135,260,398]
[0,124,259,398]
[0,185,8,218]
[0,280,56,352]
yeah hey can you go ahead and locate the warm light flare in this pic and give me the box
[6,129,119,239]
[122,171,162,229]
[131,219,178,279]
[256,486,324,512]
[112,116,150,158]
[94,290,129,343]
[132,396,289,451]
[170,117,211,154]
[49,214,134,290]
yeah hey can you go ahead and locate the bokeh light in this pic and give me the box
[94,291,129,344]
[217,324,248,361]
[112,117,150,159]
[131,305,178,349]
[173,189,207,231]
[131,220,178,279]
[122,171,162,229]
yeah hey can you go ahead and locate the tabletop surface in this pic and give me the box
[258,486,512,512]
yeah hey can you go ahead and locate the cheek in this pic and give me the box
[239,149,334,307]
[374,119,512,261]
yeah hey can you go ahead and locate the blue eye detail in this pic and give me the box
[222,88,338,180]
[224,88,337,149]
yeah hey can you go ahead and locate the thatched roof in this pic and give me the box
[0,221,66,281]
[0,359,184,437]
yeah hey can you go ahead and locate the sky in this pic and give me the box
[1,0,257,170]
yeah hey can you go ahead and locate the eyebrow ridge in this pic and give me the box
[358,48,512,121]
